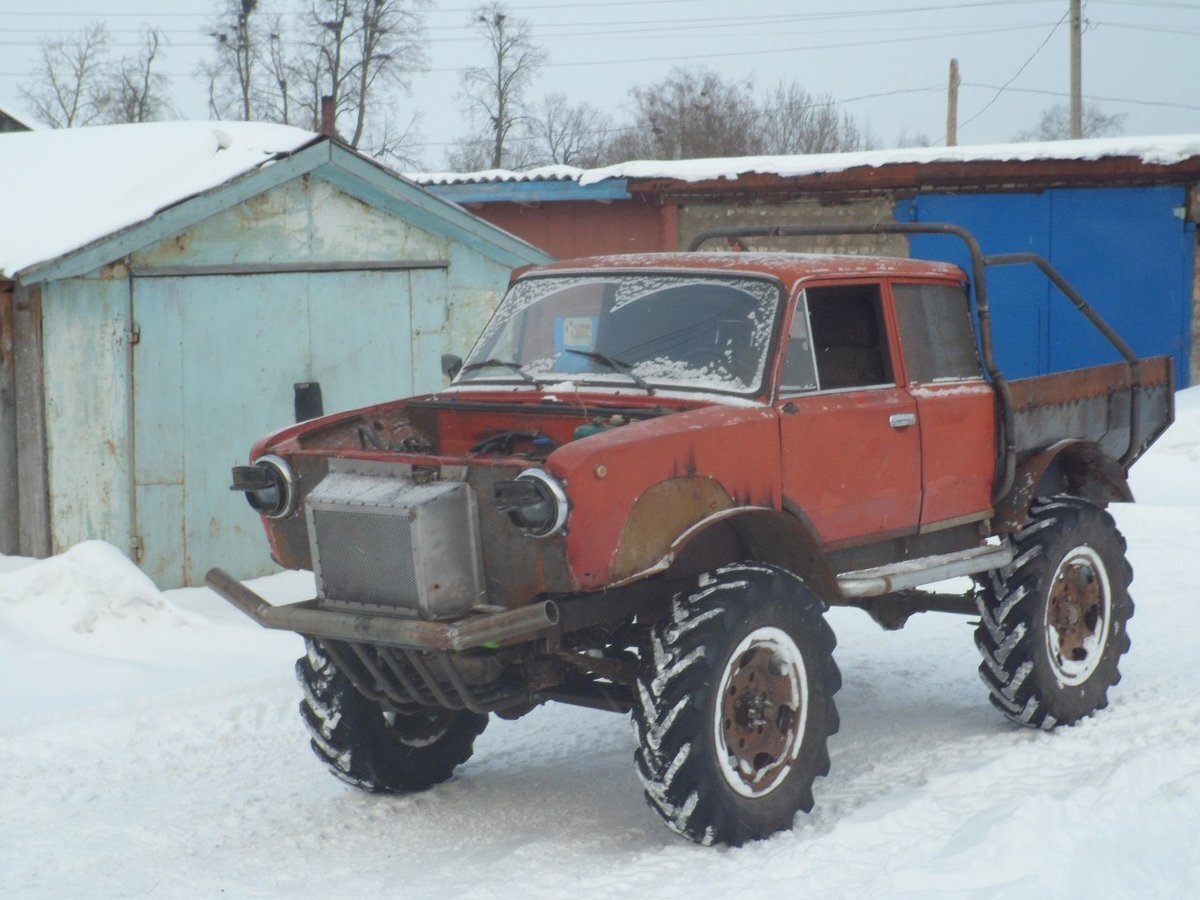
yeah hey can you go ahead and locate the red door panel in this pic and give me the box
[779,387,921,546]
[910,382,996,525]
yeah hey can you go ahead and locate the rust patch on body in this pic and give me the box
[611,477,734,580]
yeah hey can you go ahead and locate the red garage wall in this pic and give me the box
[462,198,676,259]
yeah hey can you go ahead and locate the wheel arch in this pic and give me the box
[994,440,1132,532]
[663,507,839,602]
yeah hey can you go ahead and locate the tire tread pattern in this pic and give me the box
[975,497,1134,729]
[633,563,841,846]
[295,639,488,792]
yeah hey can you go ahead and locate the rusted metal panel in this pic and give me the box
[627,157,1200,201]
[0,281,17,553]
[12,282,50,557]
[38,277,133,558]
[1007,358,1172,461]
[611,476,734,580]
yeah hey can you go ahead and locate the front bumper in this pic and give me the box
[205,568,560,651]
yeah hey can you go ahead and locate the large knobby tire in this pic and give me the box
[976,497,1134,729]
[633,563,841,846]
[295,639,488,792]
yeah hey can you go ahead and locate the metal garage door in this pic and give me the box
[901,186,1193,386]
[130,266,448,586]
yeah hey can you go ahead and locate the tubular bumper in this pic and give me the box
[204,567,559,651]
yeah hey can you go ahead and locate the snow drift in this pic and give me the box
[2,391,1199,896]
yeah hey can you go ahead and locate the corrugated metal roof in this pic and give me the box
[410,135,1200,190]
[410,164,586,186]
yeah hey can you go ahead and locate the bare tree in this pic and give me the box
[758,81,870,154]
[456,2,546,169]
[201,0,266,120]
[893,128,934,148]
[1013,103,1124,142]
[104,27,174,124]
[447,137,493,172]
[532,93,612,166]
[19,22,112,128]
[286,0,428,154]
[607,67,762,162]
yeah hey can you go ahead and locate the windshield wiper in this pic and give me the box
[563,349,654,394]
[460,358,535,383]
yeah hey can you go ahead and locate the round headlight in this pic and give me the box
[494,468,569,538]
[245,454,297,519]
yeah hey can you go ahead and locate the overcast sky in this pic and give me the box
[1,0,1197,170]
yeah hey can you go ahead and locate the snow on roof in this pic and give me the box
[409,134,1200,189]
[0,121,317,279]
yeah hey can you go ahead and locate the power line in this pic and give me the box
[426,23,1057,71]
[963,81,1200,111]
[957,9,1069,132]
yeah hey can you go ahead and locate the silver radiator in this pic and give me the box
[306,470,485,619]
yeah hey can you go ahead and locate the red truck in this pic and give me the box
[209,223,1173,846]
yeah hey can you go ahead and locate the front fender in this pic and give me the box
[546,404,782,589]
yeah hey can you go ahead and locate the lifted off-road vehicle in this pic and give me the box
[209,223,1172,846]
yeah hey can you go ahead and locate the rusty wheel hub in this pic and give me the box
[1045,545,1111,687]
[713,627,807,798]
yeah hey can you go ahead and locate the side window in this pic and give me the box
[892,282,983,383]
[806,283,894,390]
[780,291,818,393]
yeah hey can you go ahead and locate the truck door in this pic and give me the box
[775,282,921,547]
[890,280,995,527]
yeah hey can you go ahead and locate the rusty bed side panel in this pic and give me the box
[1007,358,1173,464]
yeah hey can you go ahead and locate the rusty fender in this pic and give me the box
[993,440,1132,531]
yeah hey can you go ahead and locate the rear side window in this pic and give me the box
[892,282,983,383]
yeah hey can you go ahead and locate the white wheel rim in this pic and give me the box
[1045,545,1112,687]
[712,626,809,798]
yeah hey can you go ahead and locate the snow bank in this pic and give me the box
[0,540,175,637]
[0,121,315,278]
[1129,385,1200,506]
[0,388,1197,896]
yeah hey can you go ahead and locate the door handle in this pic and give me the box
[889,413,917,429]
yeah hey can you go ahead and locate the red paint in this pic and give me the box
[246,251,1006,602]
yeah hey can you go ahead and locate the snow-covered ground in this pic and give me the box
[3,391,1199,898]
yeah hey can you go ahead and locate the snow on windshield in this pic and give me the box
[461,273,781,394]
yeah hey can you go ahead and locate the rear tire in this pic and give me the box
[633,563,841,846]
[975,497,1133,728]
[296,639,488,792]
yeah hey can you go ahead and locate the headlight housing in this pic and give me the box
[230,454,297,519]
[493,468,569,538]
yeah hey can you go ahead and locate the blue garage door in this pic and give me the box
[899,187,1193,386]
[132,268,448,587]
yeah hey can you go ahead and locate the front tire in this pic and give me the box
[633,563,841,846]
[296,639,488,792]
[975,497,1134,728]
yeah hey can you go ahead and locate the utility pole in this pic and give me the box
[1070,0,1082,138]
[947,58,961,147]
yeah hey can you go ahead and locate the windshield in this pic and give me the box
[459,273,783,394]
